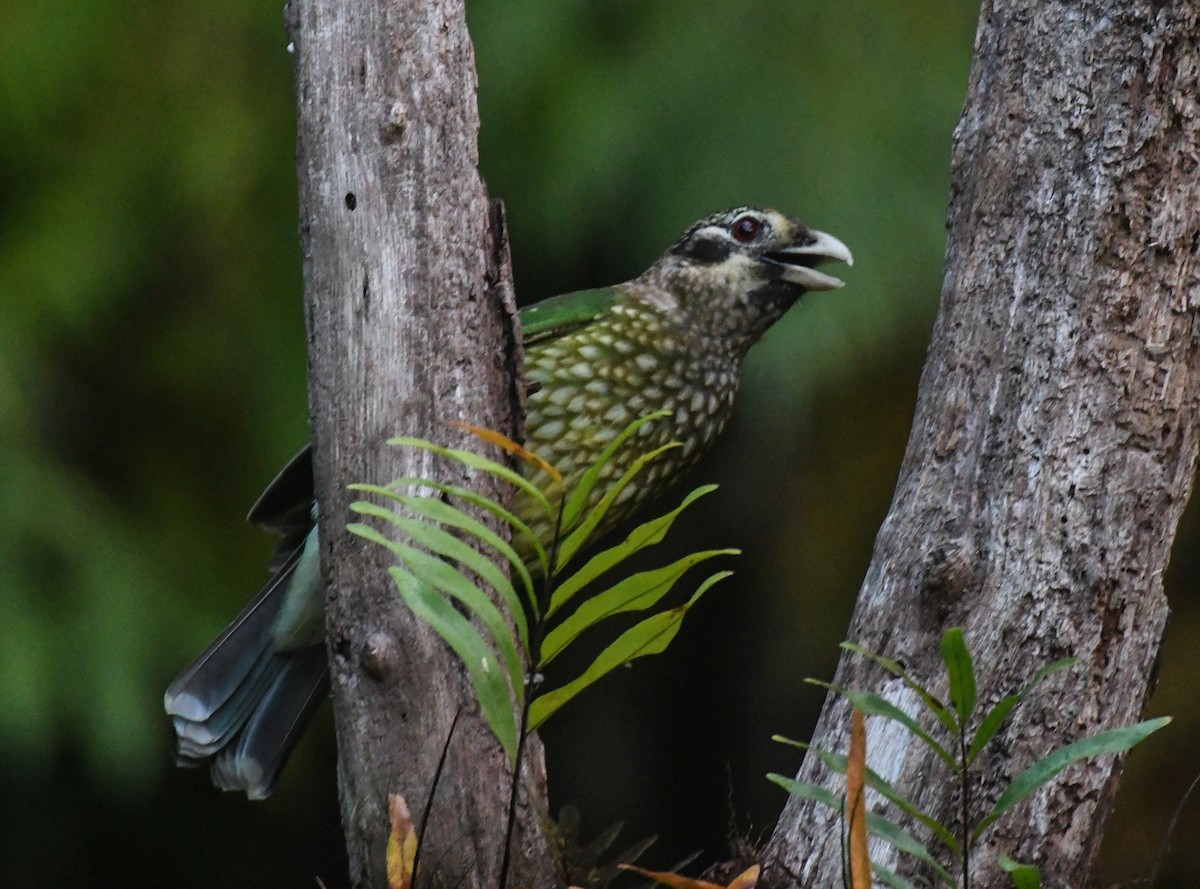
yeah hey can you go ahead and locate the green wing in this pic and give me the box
[518,287,619,347]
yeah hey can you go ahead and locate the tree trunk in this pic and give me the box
[288,2,554,887]
[765,2,1200,887]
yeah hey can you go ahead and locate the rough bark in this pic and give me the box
[288,2,554,887]
[766,3,1200,888]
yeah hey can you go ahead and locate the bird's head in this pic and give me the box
[638,206,853,358]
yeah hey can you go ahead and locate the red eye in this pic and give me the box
[731,215,762,243]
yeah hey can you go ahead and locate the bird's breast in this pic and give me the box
[519,303,740,546]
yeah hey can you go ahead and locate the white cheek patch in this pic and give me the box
[717,253,760,303]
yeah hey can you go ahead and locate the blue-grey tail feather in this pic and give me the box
[164,548,328,798]
[170,647,279,757]
[210,647,328,799]
[164,550,299,721]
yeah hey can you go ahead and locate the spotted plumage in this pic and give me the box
[519,206,852,544]
[164,206,852,798]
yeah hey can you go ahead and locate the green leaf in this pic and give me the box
[870,862,923,889]
[352,523,524,702]
[528,573,729,729]
[352,482,542,613]
[799,744,960,857]
[765,774,841,808]
[810,682,959,772]
[549,484,718,611]
[388,567,519,761]
[396,545,526,700]
[841,641,959,737]
[864,811,956,887]
[388,435,556,521]
[358,478,551,578]
[941,627,976,727]
[385,492,536,620]
[541,549,737,664]
[967,658,1075,766]
[347,521,411,563]
[998,854,1041,889]
[765,775,954,887]
[350,501,530,653]
[559,409,671,532]
[967,694,1019,769]
[973,716,1171,840]
[555,442,683,569]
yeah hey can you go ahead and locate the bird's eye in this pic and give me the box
[731,215,763,243]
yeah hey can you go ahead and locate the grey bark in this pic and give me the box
[765,3,1200,888]
[288,2,554,887]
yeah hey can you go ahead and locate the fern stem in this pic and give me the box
[414,708,462,888]
[498,666,536,889]
[959,722,970,889]
[498,499,566,889]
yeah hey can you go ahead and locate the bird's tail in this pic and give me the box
[164,550,328,799]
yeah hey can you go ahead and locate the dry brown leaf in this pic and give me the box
[619,863,723,889]
[723,864,760,889]
[447,419,562,482]
[386,793,418,889]
[620,862,759,889]
[847,708,870,889]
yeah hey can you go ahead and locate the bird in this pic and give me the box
[164,206,853,798]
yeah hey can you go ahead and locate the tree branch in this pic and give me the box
[766,2,1200,885]
[289,1,553,886]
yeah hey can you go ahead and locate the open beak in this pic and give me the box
[763,229,854,291]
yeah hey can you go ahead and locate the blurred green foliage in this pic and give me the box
[1,0,1195,886]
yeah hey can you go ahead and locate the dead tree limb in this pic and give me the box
[289,1,554,886]
[766,2,1200,886]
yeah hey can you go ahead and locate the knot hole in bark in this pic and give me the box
[361,630,401,680]
[920,535,978,618]
[380,102,406,146]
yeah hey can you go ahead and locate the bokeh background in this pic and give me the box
[2,1,1197,886]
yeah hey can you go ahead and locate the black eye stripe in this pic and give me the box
[671,232,734,264]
